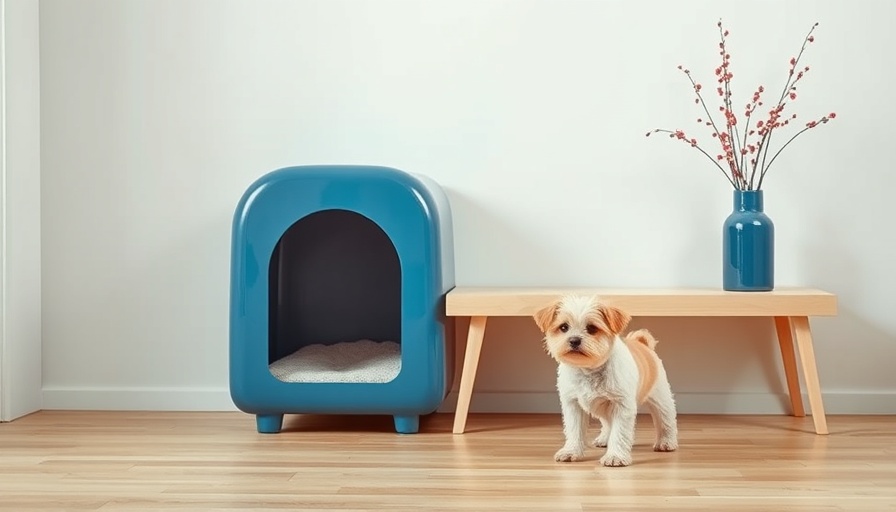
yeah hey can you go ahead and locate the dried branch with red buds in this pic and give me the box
[646,20,836,190]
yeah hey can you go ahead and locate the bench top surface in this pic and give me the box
[444,286,837,317]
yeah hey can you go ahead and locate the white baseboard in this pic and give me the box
[41,386,240,412]
[437,391,896,415]
[41,387,896,415]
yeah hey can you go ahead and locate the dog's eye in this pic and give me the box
[586,324,599,335]
[558,323,569,333]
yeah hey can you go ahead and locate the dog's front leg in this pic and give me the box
[599,399,637,467]
[554,398,588,462]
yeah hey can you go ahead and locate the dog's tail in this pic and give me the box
[626,328,658,350]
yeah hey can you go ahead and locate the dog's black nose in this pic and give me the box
[568,336,582,348]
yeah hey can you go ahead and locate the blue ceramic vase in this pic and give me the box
[723,190,774,291]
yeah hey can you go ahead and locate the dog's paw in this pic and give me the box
[653,438,678,452]
[554,447,585,462]
[599,452,632,467]
[591,435,608,448]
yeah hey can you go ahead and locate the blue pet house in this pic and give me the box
[229,165,455,434]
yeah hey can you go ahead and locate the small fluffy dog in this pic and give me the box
[533,295,678,467]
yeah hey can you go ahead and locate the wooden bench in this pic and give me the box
[445,287,838,435]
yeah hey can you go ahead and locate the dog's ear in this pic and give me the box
[533,301,560,333]
[599,304,631,334]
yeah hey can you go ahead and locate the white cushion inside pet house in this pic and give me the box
[229,165,455,434]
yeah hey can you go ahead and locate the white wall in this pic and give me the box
[39,0,896,414]
[0,0,41,422]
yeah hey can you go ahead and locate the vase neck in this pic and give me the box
[733,190,763,212]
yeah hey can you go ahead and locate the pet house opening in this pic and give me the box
[267,209,402,384]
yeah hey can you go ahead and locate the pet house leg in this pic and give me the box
[393,415,420,434]
[255,414,284,434]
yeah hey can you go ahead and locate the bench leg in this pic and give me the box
[452,316,488,434]
[774,316,805,417]
[791,316,829,435]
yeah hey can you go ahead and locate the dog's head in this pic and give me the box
[533,295,631,369]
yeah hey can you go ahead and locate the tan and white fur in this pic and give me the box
[533,295,678,467]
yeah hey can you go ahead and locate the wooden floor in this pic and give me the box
[1,412,894,511]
